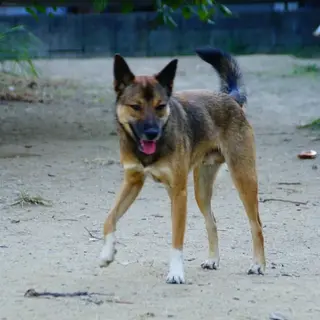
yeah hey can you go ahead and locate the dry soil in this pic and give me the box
[0,54,320,320]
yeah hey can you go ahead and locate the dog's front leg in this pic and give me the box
[99,170,145,267]
[166,181,188,284]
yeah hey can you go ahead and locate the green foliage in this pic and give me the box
[298,118,320,130]
[26,0,232,27]
[292,63,320,76]
[113,0,232,27]
[0,24,43,77]
[0,0,231,79]
[26,4,59,19]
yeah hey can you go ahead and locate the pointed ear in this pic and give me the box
[113,54,135,94]
[155,59,178,96]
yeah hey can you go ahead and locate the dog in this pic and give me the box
[99,47,266,284]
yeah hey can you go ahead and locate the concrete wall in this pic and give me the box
[1,10,320,58]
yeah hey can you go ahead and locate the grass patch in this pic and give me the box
[11,191,52,207]
[298,118,320,130]
[0,24,46,102]
[291,63,320,76]
[0,24,43,77]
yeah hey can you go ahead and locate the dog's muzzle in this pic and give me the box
[130,122,162,155]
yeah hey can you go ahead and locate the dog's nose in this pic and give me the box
[144,128,159,140]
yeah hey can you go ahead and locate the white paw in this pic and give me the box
[166,270,185,284]
[201,258,219,270]
[99,233,116,268]
[247,263,265,275]
[166,249,185,284]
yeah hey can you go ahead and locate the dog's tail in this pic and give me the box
[195,47,247,107]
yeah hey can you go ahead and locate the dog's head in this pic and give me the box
[113,54,178,155]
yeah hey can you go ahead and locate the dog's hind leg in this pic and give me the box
[224,130,266,275]
[194,162,222,270]
[99,170,145,267]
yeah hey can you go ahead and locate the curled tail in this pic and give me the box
[195,47,247,107]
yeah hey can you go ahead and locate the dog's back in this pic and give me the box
[160,47,249,167]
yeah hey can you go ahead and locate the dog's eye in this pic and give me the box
[128,104,141,111]
[156,104,167,111]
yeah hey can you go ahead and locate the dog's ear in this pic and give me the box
[113,54,135,94]
[155,59,178,96]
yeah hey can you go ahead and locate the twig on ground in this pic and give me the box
[260,198,308,205]
[84,227,103,241]
[53,217,78,222]
[277,182,301,186]
[24,288,133,305]
[104,298,133,304]
[25,289,92,298]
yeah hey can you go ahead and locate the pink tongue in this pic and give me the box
[140,140,156,155]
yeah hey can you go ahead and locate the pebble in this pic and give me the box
[269,311,289,320]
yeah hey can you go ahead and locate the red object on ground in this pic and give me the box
[297,150,317,159]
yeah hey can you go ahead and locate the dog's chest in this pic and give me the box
[123,163,173,186]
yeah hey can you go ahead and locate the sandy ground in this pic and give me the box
[0,54,320,320]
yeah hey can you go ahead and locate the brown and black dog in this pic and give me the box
[99,47,266,284]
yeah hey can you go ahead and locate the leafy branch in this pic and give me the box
[25,0,232,27]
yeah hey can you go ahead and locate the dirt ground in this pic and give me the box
[0,54,320,320]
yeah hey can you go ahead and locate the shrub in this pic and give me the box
[0,23,43,77]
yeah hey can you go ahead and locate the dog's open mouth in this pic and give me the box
[140,140,156,155]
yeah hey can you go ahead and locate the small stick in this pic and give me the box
[24,289,133,304]
[277,182,301,186]
[24,289,99,298]
[84,227,103,240]
[105,298,134,305]
[260,198,308,205]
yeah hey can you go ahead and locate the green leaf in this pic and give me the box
[167,15,178,28]
[121,0,134,13]
[182,6,192,19]
[149,12,164,29]
[93,0,109,13]
[218,3,233,17]
[198,5,208,21]
[207,7,216,19]
[26,59,38,77]
[164,0,183,10]
[25,7,38,20]
[33,4,46,14]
